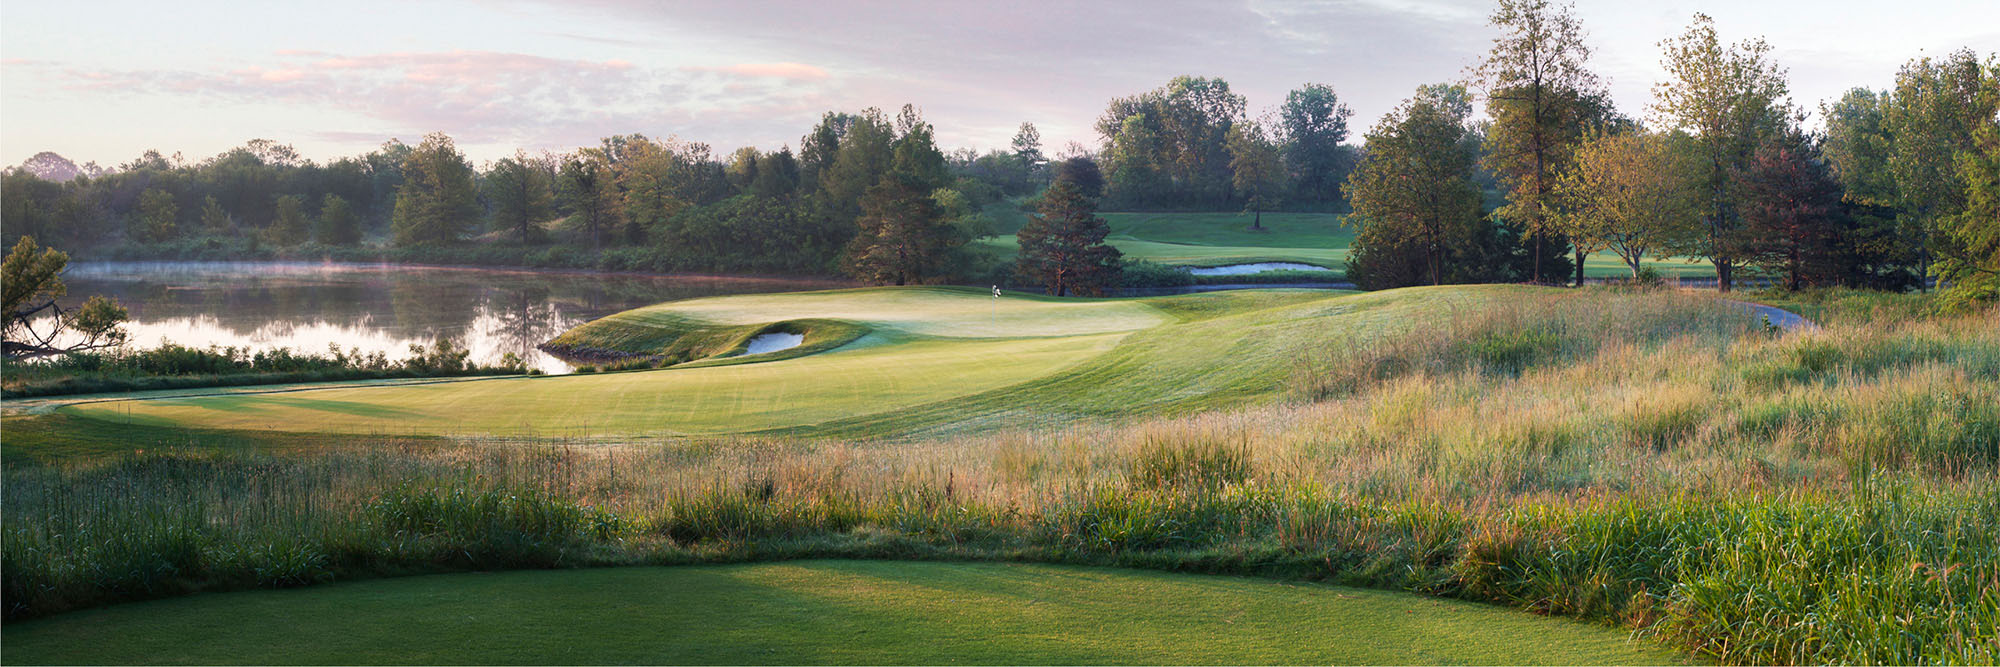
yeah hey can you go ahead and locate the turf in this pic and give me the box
[0,560,1678,665]
[58,287,1173,437]
[48,285,1662,439]
[977,210,1718,278]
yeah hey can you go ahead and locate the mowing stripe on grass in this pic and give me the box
[0,560,1680,665]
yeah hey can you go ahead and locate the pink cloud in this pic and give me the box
[693,62,829,81]
[42,49,840,153]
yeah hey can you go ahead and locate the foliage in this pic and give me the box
[1015,180,1123,296]
[1,236,127,361]
[1225,122,1285,228]
[1098,76,1247,209]
[1555,129,1701,277]
[1738,129,1847,290]
[1274,83,1355,207]
[130,188,178,244]
[391,133,480,246]
[481,151,555,245]
[1343,85,1484,287]
[1475,0,1609,284]
[1650,13,1794,291]
[1935,123,2000,309]
[266,194,309,246]
[315,194,360,246]
[843,175,956,285]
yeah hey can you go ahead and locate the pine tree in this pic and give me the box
[1015,180,1123,296]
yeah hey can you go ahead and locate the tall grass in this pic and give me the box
[4,288,1996,664]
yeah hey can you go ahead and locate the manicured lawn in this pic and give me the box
[1,560,1678,665]
[977,209,1717,278]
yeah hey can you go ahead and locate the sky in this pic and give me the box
[3,0,1997,169]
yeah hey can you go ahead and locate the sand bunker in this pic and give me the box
[1187,262,1332,276]
[744,332,805,355]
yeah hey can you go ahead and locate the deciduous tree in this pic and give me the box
[1475,0,1605,284]
[1343,85,1483,287]
[1651,13,1793,291]
[1554,130,1701,278]
[392,133,479,246]
[1226,122,1285,230]
[483,151,554,244]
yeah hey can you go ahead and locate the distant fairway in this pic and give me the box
[2,560,1676,665]
[977,209,1716,278]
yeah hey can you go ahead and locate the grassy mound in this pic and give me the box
[2,560,1674,665]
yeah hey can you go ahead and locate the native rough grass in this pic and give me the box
[3,287,1995,664]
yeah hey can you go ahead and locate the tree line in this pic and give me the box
[1343,0,1998,309]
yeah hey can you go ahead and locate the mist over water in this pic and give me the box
[58,262,840,374]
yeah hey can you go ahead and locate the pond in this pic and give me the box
[1186,262,1334,276]
[52,262,846,374]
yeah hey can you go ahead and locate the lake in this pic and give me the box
[56,262,847,374]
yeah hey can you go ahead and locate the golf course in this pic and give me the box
[48,283,1746,439]
[978,210,1721,279]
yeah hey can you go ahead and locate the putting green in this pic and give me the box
[1,561,1679,665]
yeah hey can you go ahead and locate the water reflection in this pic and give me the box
[59,262,844,374]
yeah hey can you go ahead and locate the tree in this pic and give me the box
[1011,122,1045,175]
[1650,13,1792,291]
[267,194,309,246]
[317,194,360,245]
[131,187,178,243]
[1738,130,1844,290]
[483,151,554,244]
[822,108,896,218]
[1555,130,1702,278]
[1934,118,2000,309]
[1016,179,1123,296]
[752,148,802,199]
[1052,157,1106,199]
[1226,122,1285,229]
[391,132,480,246]
[1821,88,1897,207]
[200,194,231,234]
[557,155,619,249]
[1475,0,1606,284]
[3,236,127,360]
[842,175,955,285]
[1097,76,1247,208]
[1884,49,2000,288]
[1274,83,1354,206]
[1343,85,1484,286]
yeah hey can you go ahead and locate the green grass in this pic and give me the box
[6,287,1997,664]
[52,285,1796,440]
[975,210,1718,278]
[1,560,1677,665]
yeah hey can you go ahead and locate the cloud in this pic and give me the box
[691,62,829,81]
[39,50,841,154]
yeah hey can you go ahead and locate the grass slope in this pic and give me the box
[2,560,1675,665]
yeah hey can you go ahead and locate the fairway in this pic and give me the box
[1,560,1678,665]
[979,210,1717,278]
